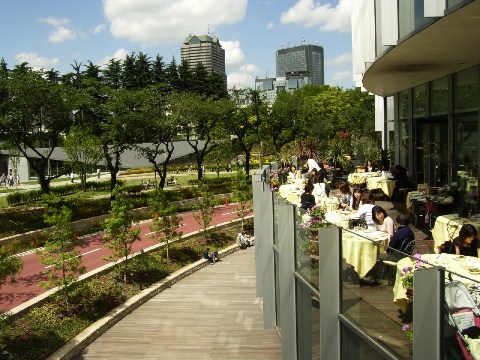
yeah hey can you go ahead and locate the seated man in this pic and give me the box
[169,176,178,185]
[203,248,218,264]
[237,231,252,249]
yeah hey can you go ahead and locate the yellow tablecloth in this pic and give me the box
[366,177,396,198]
[347,172,381,185]
[393,253,480,312]
[405,191,425,212]
[342,229,389,278]
[325,210,351,228]
[431,214,480,249]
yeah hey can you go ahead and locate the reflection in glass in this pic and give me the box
[296,281,320,360]
[430,76,448,116]
[295,206,319,291]
[413,84,426,118]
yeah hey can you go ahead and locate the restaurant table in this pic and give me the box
[279,184,340,210]
[432,214,480,249]
[341,228,389,278]
[347,172,396,198]
[366,177,396,198]
[393,253,480,312]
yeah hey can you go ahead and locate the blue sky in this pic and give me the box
[0,0,353,90]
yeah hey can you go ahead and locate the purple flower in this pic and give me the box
[415,262,422,268]
[402,325,410,331]
[402,266,413,273]
[413,253,421,260]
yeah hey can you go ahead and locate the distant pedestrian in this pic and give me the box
[97,168,100,179]
[70,172,74,183]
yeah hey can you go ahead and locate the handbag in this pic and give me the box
[348,217,367,229]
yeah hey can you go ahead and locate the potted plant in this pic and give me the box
[299,205,328,254]
[402,324,413,343]
[400,254,429,298]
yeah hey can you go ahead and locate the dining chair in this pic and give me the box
[410,198,427,228]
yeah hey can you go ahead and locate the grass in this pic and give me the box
[0,220,251,360]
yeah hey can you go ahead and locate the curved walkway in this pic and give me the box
[73,246,281,360]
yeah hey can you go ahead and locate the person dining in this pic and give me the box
[312,173,327,198]
[365,160,375,172]
[453,224,480,257]
[350,190,376,229]
[288,165,301,179]
[371,205,395,238]
[338,183,352,210]
[378,213,415,260]
[300,183,316,211]
[347,187,363,212]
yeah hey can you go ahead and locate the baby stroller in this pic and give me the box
[445,281,480,360]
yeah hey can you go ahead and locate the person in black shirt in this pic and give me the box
[453,224,479,257]
[300,183,316,211]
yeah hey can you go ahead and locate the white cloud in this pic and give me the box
[40,17,70,27]
[326,53,352,66]
[280,0,351,33]
[93,24,106,34]
[266,22,274,30]
[332,70,351,81]
[49,26,77,43]
[103,0,248,46]
[98,48,129,69]
[227,63,259,89]
[220,40,245,68]
[14,52,60,69]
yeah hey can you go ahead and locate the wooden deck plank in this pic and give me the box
[75,247,281,360]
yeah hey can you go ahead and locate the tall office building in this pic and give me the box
[276,44,324,85]
[181,34,226,78]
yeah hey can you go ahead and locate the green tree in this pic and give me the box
[231,170,252,231]
[192,181,215,244]
[38,195,86,307]
[0,249,22,289]
[103,186,142,284]
[63,125,103,191]
[0,68,74,193]
[148,189,183,260]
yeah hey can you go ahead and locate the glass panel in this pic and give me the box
[399,90,409,120]
[375,0,389,57]
[399,0,430,39]
[296,280,320,360]
[413,84,426,118]
[295,206,319,290]
[455,114,479,205]
[444,265,480,358]
[447,0,470,10]
[275,249,281,331]
[399,119,410,168]
[430,76,448,116]
[341,227,413,358]
[454,66,479,113]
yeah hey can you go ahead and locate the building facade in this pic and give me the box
[255,71,312,104]
[181,34,226,79]
[276,44,324,86]
[352,0,480,198]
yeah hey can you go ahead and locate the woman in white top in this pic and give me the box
[288,165,301,179]
[371,205,395,237]
[350,191,376,229]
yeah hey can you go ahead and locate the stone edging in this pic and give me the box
[47,243,242,360]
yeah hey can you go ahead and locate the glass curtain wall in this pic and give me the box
[454,66,480,202]
[398,91,410,169]
[398,0,431,39]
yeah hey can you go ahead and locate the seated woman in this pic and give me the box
[300,183,316,211]
[350,190,376,229]
[312,173,327,198]
[453,224,480,257]
[372,205,395,238]
[338,183,352,211]
[288,165,301,179]
[348,187,363,212]
[365,160,375,172]
[378,213,415,260]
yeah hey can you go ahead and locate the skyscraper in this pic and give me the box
[181,34,226,78]
[276,44,324,85]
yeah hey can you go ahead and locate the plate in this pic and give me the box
[453,255,466,261]
[468,268,480,274]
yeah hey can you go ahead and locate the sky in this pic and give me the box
[0,0,354,90]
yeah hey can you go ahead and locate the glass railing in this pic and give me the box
[295,206,319,291]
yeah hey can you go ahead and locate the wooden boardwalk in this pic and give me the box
[75,246,281,360]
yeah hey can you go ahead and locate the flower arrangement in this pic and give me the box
[402,324,413,342]
[400,254,429,289]
[268,170,281,191]
[299,204,328,231]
